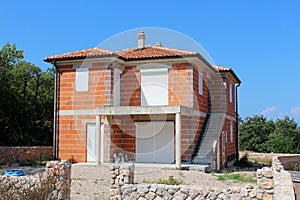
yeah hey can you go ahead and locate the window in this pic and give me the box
[229,83,233,103]
[198,71,203,95]
[76,68,89,92]
[113,69,122,106]
[141,68,168,106]
[230,120,233,142]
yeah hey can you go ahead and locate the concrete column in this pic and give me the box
[100,119,105,163]
[96,115,101,165]
[175,112,181,169]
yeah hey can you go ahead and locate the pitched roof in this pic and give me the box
[45,48,115,62]
[117,46,198,60]
[214,65,241,83]
[44,46,198,62]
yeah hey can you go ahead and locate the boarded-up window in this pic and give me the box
[141,68,168,106]
[198,71,203,95]
[230,120,233,142]
[113,69,121,106]
[76,68,89,92]
[229,83,233,103]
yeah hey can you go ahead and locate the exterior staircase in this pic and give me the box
[192,113,225,164]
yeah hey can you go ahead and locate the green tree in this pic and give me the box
[239,115,275,152]
[266,116,299,153]
[0,43,53,146]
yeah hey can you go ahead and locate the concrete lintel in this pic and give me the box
[96,106,181,115]
[181,107,207,117]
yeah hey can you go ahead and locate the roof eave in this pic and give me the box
[44,54,118,63]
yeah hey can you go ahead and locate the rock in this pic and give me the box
[189,188,199,198]
[257,193,263,199]
[257,169,263,178]
[229,193,242,200]
[180,185,190,194]
[123,188,132,196]
[168,187,178,195]
[246,184,254,189]
[262,168,273,178]
[111,188,120,196]
[137,185,149,195]
[156,187,164,196]
[199,188,209,196]
[240,188,248,197]
[130,192,140,199]
[150,184,157,193]
[262,193,273,200]
[249,190,257,198]
[207,192,216,199]
[173,191,188,200]
[218,193,227,200]
[258,179,274,189]
[265,189,274,194]
[145,192,156,200]
[194,196,205,200]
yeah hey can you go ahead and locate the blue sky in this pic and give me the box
[1,0,300,123]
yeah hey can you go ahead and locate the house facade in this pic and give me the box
[45,32,241,169]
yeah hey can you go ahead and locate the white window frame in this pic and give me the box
[230,120,233,142]
[76,68,89,92]
[198,71,203,95]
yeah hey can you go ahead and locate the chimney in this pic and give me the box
[137,32,145,49]
[154,42,162,47]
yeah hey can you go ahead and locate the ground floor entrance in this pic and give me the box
[135,122,174,163]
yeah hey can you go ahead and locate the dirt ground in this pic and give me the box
[70,164,254,200]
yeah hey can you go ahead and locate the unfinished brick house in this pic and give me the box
[45,32,241,169]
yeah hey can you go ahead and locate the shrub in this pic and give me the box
[157,176,183,185]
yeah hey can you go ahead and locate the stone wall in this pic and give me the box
[0,146,53,164]
[276,155,300,171]
[110,164,276,200]
[0,160,71,200]
[272,156,296,200]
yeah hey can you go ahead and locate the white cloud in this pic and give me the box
[291,107,300,118]
[261,106,277,115]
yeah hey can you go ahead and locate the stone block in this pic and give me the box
[173,191,188,200]
[145,191,156,200]
[258,178,274,189]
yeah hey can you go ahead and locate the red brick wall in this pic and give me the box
[169,63,193,107]
[120,66,141,106]
[193,65,209,113]
[57,63,113,162]
[181,115,206,162]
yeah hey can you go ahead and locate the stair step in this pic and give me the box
[192,113,225,164]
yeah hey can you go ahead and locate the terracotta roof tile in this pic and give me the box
[214,66,232,72]
[45,46,198,62]
[116,46,198,60]
[45,48,115,61]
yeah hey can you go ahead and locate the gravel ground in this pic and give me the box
[70,164,254,200]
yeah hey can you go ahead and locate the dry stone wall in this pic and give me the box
[272,156,295,200]
[110,164,276,200]
[0,160,71,200]
[0,146,53,164]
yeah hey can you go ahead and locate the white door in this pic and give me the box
[87,124,96,162]
[136,122,174,163]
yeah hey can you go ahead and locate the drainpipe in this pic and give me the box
[235,83,241,162]
[53,61,59,159]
